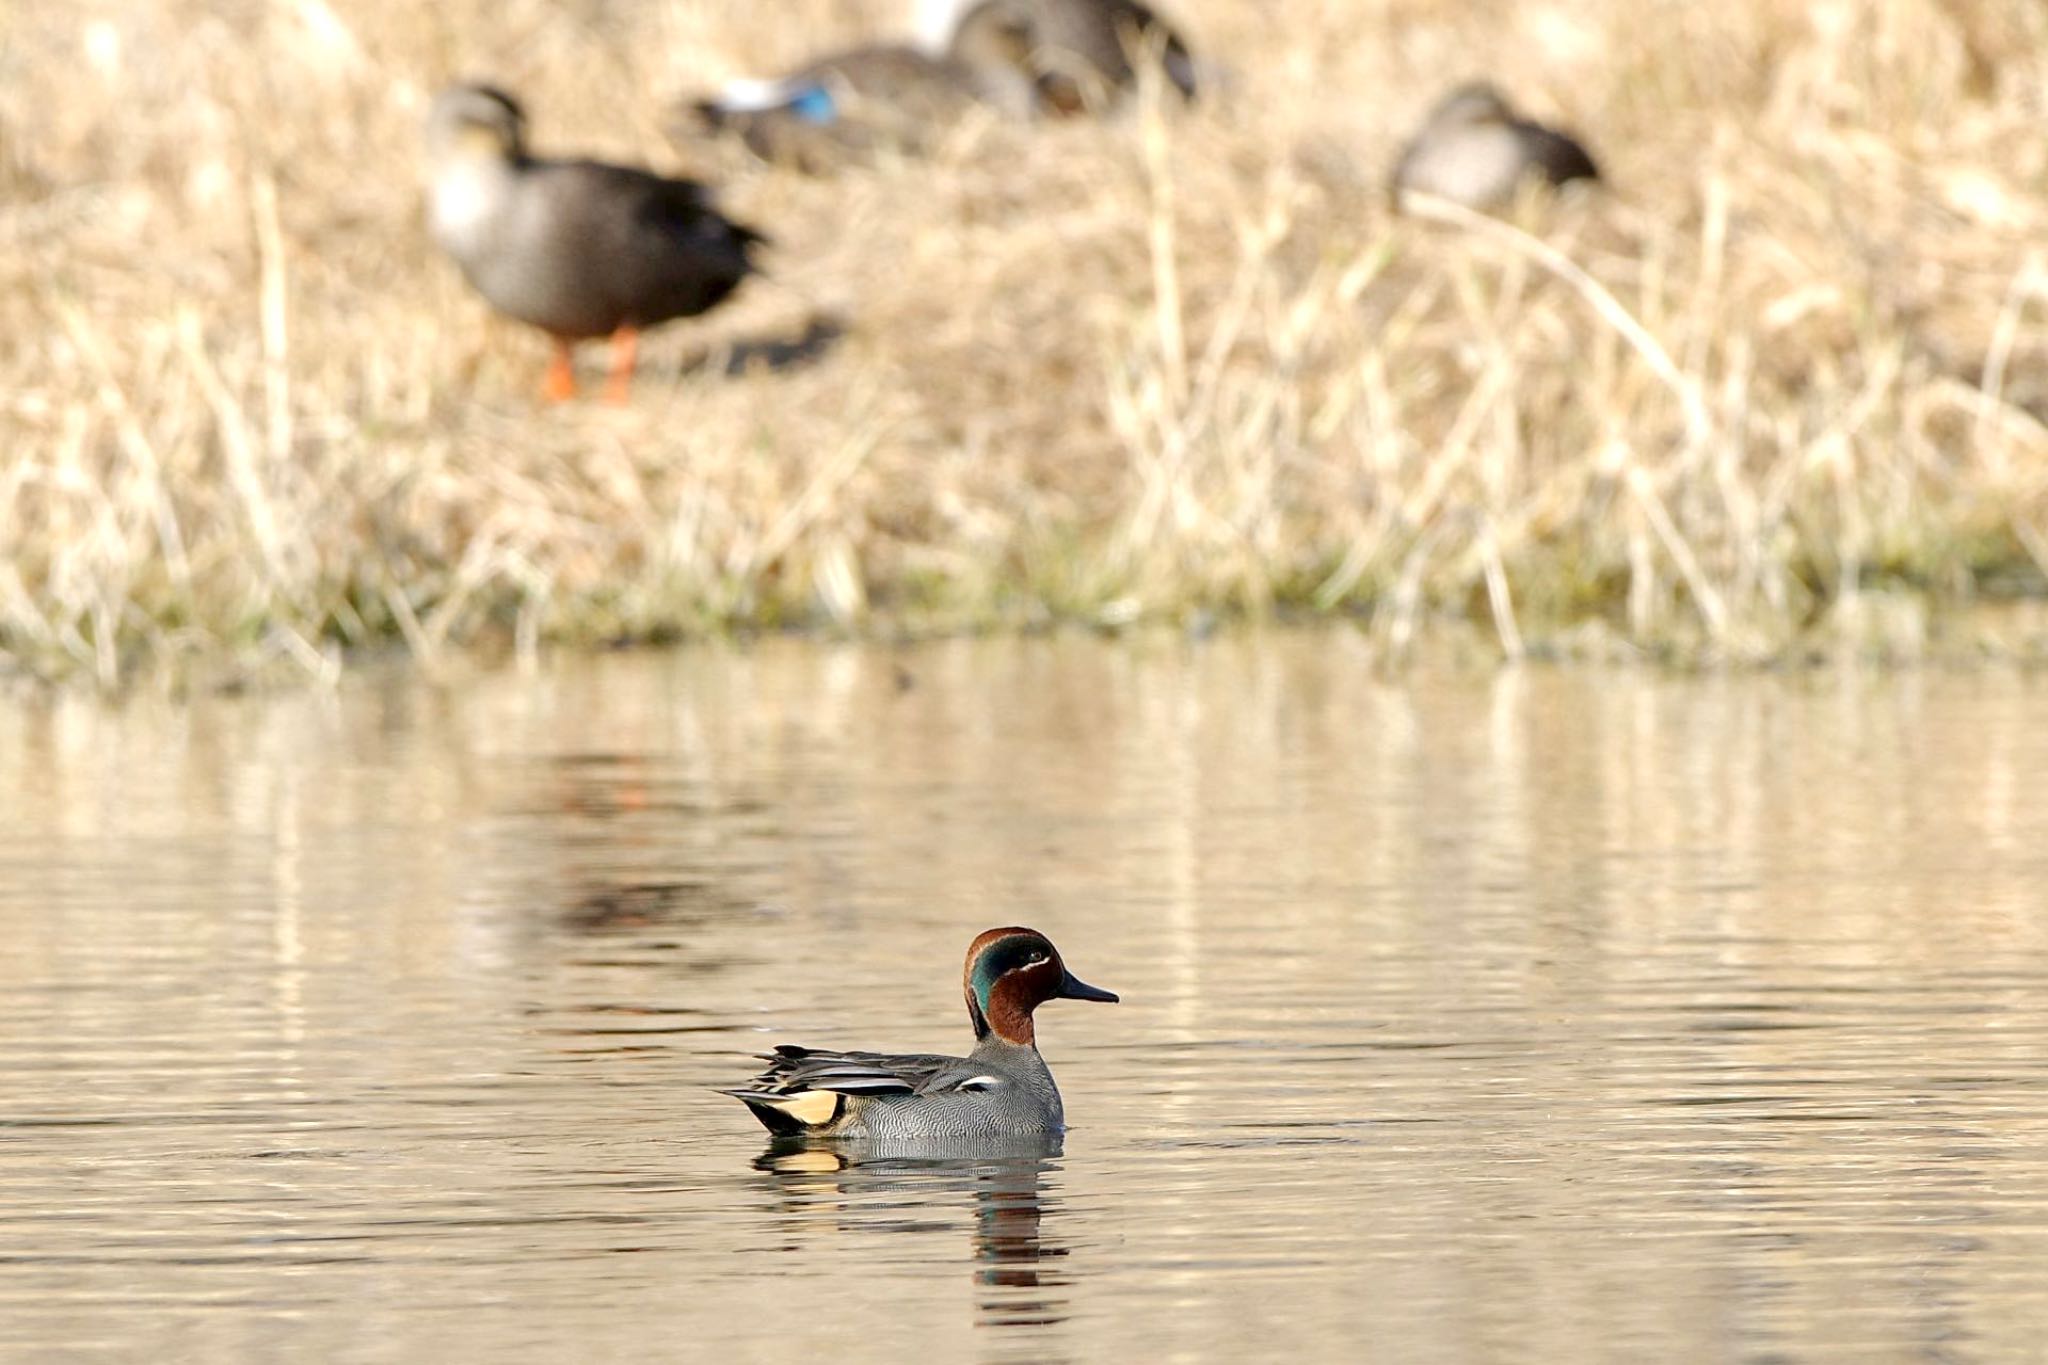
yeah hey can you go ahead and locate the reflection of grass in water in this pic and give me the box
[5,0,2048,686]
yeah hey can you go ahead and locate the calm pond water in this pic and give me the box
[4,634,2048,1363]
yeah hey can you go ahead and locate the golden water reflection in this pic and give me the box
[1,635,2046,1360]
[755,1142,1071,1333]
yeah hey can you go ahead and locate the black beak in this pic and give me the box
[1058,970,1119,1003]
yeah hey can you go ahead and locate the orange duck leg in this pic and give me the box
[602,325,640,405]
[542,338,578,402]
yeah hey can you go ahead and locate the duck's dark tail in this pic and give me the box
[691,98,734,133]
[1522,125,1601,187]
[733,219,771,260]
[720,1087,845,1136]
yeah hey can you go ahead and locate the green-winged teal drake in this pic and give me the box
[726,927,1118,1140]
[425,84,765,402]
[1006,0,1199,109]
[692,1,1043,171]
[1391,82,1599,213]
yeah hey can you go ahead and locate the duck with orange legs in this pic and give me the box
[424,84,764,403]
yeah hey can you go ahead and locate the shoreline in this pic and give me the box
[8,597,2048,697]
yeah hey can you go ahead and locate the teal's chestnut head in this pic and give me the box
[963,926,1117,1045]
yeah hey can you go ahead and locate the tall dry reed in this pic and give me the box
[4,0,2047,686]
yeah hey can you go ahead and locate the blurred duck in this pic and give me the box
[1391,82,1599,213]
[1008,0,1200,109]
[692,0,1044,171]
[425,83,764,402]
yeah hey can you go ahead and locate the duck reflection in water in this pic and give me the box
[754,1139,1072,1330]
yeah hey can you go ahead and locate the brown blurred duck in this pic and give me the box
[1391,82,1599,213]
[425,84,764,402]
[691,0,1044,170]
[1016,0,1199,109]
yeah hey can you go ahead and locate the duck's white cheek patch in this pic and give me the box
[430,166,500,254]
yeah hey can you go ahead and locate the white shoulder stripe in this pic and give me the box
[711,77,804,113]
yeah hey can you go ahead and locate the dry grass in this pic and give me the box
[6,0,2048,686]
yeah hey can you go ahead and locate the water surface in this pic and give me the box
[3,636,2047,1362]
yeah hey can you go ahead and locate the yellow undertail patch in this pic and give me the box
[766,1089,842,1127]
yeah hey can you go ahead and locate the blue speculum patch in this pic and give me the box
[789,85,838,124]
